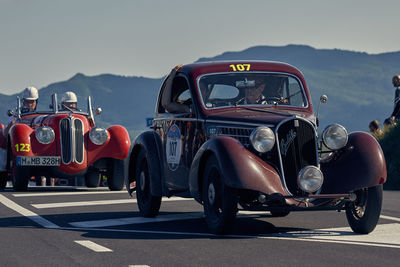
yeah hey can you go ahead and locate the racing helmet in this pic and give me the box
[22,86,39,100]
[61,91,77,103]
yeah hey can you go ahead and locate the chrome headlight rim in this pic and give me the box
[322,123,348,150]
[89,127,109,145]
[249,126,275,153]
[35,126,55,145]
[297,165,324,193]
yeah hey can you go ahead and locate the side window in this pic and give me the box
[160,76,192,114]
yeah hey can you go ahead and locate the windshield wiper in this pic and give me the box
[239,106,293,117]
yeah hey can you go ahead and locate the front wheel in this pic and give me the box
[85,171,101,188]
[202,155,237,235]
[107,159,125,191]
[135,151,161,217]
[346,185,383,234]
[12,166,30,191]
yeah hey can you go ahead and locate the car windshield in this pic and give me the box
[197,73,307,109]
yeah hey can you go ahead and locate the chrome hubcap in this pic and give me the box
[140,171,146,191]
[208,182,216,205]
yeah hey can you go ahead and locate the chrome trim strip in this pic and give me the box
[275,116,319,196]
[153,117,202,122]
[196,71,309,111]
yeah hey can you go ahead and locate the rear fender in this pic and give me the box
[320,132,387,194]
[127,131,164,197]
[189,136,286,202]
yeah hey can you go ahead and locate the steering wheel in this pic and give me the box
[261,97,286,104]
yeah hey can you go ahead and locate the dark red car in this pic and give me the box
[0,94,131,191]
[127,61,386,234]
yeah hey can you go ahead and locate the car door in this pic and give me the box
[154,74,198,191]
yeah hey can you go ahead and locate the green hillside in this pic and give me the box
[1,44,399,138]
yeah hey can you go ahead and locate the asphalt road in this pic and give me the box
[0,184,399,267]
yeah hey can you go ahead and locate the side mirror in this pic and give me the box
[7,110,14,117]
[316,94,328,127]
[95,108,102,115]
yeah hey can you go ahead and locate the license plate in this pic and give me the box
[17,156,61,166]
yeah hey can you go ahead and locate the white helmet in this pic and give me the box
[61,91,77,103]
[22,86,38,100]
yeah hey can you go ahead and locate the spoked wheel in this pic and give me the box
[106,159,125,191]
[202,155,237,235]
[85,171,101,188]
[136,151,161,217]
[346,185,382,234]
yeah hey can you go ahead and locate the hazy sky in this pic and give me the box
[1,0,399,95]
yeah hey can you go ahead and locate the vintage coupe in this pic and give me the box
[127,61,386,234]
[0,94,131,191]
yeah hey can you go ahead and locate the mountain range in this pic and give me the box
[1,44,399,138]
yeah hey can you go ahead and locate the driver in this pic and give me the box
[244,78,266,104]
[61,91,78,111]
[21,86,39,113]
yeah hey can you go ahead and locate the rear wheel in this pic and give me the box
[136,151,161,217]
[346,185,382,234]
[106,159,125,191]
[202,155,237,234]
[0,172,7,189]
[85,171,101,188]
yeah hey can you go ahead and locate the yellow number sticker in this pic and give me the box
[15,143,30,152]
[229,64,251,71]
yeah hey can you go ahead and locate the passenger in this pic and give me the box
[21,86,39,113]
[389,75,400,122]
[369,120,382,139]
[61,91,78,111]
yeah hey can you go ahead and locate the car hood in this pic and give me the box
[204,107,315,127]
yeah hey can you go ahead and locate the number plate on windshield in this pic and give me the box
[17,156,61,166]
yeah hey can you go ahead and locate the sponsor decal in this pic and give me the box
[166,124,182,171]
[280,129,297,156]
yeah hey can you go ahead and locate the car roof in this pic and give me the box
[180,60,305,78]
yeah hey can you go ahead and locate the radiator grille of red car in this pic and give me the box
[276,118,317,195]
[60,117,84,164]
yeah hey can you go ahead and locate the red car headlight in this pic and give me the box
[89,127,109,145]
[35,126,55,144]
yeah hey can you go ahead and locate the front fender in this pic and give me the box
[9,124,34,156]
[127,131,164,197]
[189,136,287,202]
[320,131,387,194]
[88,125,131,165]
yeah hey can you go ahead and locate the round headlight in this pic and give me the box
[250,126,275,153]
[322,124,348,150]
[36,126,55,144]
[89,127,109,145]
[297,166,324,193]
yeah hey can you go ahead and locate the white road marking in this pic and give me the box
[380,215,400,222]
[74,240,112,252]
[31,196,188,209]
[13,190,128,197]
[70,211,266,228]
[129,265,150,267]
[70,212,203,228]
[63,223,400,249]
[0,194,60,229]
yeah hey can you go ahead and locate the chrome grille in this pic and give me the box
[277,118,317,195]
[217,126,253,146]
[60,117,84,164]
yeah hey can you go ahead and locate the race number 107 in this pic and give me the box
[229,64,251,71]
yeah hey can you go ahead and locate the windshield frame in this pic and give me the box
[196,71,309,110]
